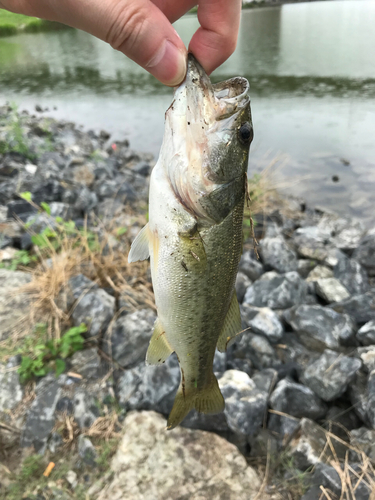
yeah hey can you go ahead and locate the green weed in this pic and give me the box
[18,323,87,382]
[0,249,38,270]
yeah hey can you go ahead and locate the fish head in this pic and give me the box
[163,54,253,223]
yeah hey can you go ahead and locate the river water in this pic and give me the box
[1,1,375,225]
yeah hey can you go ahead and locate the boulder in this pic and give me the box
[233,332,279,370]
[0,356,23,412]
[333,255,369,295]
[241,305,284,343]
[331,289,375,324]
[355,346,375,373]
[350,427,375,462]
[244,271,307,310]
[103,308,155,368]
[69,347,101,379]
[96,411,269,500]
[306,265,333,282]
[259,236,298,273]
[238,251,264,281]
[357,320,375,346]
[302,350,362,402]
[353,229,375,276]
[235,271,252,303]
[314,278,350,303]
[284,305,356,350]
[219,370,268,436]
[269,378,326,420]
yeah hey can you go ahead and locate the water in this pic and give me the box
[1,0,375,225]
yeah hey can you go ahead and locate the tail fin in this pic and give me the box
[167,374,225,430]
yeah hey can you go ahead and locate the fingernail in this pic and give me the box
[147,40,186,87]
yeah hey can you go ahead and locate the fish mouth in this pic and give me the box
[184,54,249,122]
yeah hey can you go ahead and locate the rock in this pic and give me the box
[367,370,375,429]
[331,289,375,324]
[302,350,362,402]
[357,321,375,346]
[78,435,97,466]
[267,412,300,443]
[306,265,333,282]
[70,348,101,379]
[235,272,252,302]
[132,162,151,176]
[73,186,98,214]
[332,222,365,252]
[252,368,278,393]
[219,370,268,436]
[241,306,284,343]
[233,332,278,370]
[259,236,298,273]
[7,199,37,221]
[243,271,307,310]
[55,396,74,415]
[353,230,375,276]
[67,275,98,304]
[333,255,369,295]
[238,251,264,281]
[116,355,180,417]
[73,389,100,429]
[0,270,31,341]
[96,411,267,500]
[0,356,23,412]
[355,346,375,373]
[269,379,326,420]
[348,371,371,425]
[21,374,63,453]
[324,405,362,439]
[350,427,375,461]
[284,305,356,350]
[71,287,115,339]
[288,418,347,470]
[297,259,316,279]
[315,277,350,303]
[301,485,323,500]
[311,463,342,497]
[103,309,155,368]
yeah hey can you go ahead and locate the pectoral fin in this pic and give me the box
[146,318,174,365]
[128,223,150,263]
[216,292,242,352]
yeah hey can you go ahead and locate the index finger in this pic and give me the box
[188,0,242,74]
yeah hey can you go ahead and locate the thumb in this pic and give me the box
[1,0,187,86]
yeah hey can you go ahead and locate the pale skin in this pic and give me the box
[0,0,242,86]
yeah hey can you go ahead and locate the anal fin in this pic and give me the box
[216,291,242,352]
[146,318,174,365]
[128,223,150,263]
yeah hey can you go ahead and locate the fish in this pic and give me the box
[128,54,253,429]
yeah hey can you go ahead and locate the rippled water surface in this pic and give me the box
[1,1,374,224]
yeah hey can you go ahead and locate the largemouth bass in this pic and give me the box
[129,54,253,429]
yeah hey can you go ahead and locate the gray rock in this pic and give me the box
[315,277,350,303]
[311,463,342,497]
[219,370,268,436]
[73,389,100,429]
[213,349,227,375]
[333,255,369,295]
[269,379,326,420]
[71,287,115,338]
[348,371,371,425]
[367,370,375,429]
[306,265,333,282]
[244,271,307,310]
[103,309,155,368]
[0,356,23,412]
[324,405,362,439]
[297,259,317,279]
[331,222,365,252]
[70,348,101,379]
[284,305,356,350]
[181,410,229,433]
[355,346,375,373]
[259,236,298,273]
[0,269,31,341]
[267,413,300,442]
[116,355,180,417]
[235,271,252,303]
[350,427,375,461]
[301,485,323,500]
[331,289,375,323]
[78,435,97,466]
[357,321,375,346]
[302,350,362,402]
[252,368,278,394]
[234,332,278,370]
[353,229,375,276]
[67,274,98,305]
[238,251,264,281]
[294,225,331,245]
[289,418,347,470]
[242,306,284,343]
[21,373,63,453]
[74,186,98,213]
[96,411,266,500]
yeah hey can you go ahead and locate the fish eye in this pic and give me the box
[238,122,253,145]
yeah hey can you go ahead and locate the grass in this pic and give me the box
[0,10,69,37]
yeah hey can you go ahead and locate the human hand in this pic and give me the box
[0,0,241,86]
